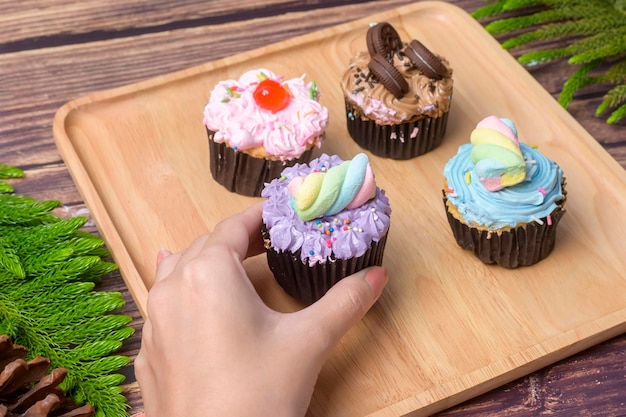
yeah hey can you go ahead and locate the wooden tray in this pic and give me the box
[53,2,626,416]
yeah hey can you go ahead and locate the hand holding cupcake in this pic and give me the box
[262,153,391,304]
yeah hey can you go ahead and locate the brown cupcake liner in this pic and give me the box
[345,100,448,160]
[207,129,314,197]
[263,228,389,304]
[442,194,567,268]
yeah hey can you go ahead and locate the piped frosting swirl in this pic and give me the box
[262,154,391,264]
[443,116,564,229]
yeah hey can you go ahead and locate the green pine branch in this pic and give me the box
[473,0,626,124]
[0,163,134,417]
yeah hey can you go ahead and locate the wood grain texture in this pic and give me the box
[52,2,626,416]
[1,0,625,416]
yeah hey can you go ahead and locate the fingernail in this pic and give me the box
[364,266,388,299]
[156,247,171,266]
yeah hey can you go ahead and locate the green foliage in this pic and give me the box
[473,0,626,124]
[0,164,23,194]
[0,163,133,417]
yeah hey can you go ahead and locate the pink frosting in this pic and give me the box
[203,69,329,160]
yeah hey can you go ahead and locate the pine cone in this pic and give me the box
[0,335,95,417]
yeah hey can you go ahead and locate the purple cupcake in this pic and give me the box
[262,153,391,304]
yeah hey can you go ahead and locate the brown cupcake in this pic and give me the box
[341,22,453,160]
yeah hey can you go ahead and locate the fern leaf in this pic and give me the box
[486,9,573,35]
[0,182,14,194]
[600,84,626,108]
[606,102,626,123]
[473,0,626,123]
[0,195,60,226]
[0,164,24,179]
[505,0,545,9]
[558,60,603,107]
[0,236,25,278]
[603,60,626,83]
[472,2,508,19]
[597,83,626,123]
[0,171,134,416]
[73,381,130,417]
[568,31,626,64]
[518,46,572,65]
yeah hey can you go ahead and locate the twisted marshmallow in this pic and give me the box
[288,153,376,221]
[470,116,526,191]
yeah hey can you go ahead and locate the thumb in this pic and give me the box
[300,266,388,354]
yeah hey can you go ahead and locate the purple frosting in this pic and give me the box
[261,154,391,264]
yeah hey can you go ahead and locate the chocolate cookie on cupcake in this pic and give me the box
[341,22,453,159]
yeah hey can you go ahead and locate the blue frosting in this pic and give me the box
[444,143,564,229]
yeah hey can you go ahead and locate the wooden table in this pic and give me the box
[1,1,624,415]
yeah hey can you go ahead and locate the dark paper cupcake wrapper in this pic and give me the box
[442,194,566,268]
[263,229,389,304]
[207,129,314,197]
[345,100,449,160]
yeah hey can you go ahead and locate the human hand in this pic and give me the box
[134,202,388,417]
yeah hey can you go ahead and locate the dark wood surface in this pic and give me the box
[1,1,624,415]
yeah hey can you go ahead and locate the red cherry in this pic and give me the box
[253,79,290,113]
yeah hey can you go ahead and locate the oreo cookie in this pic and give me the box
[366,22,403,62]
[403,39,449,79]
[367,53,408,99]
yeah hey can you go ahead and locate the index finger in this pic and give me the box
[205,201,265,262]
[153,202,264,284]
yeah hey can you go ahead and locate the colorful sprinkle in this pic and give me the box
[345,218,351,224]
[326,239,332,248]
[221,97,230,103]
[446,188,455,194]
[532,216,544,225]
[309,250,315,256]
[465,171,471,184]
[537,186,547,195]
[547,215,553,226]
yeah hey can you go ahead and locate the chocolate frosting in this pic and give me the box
[341,50,453,124]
